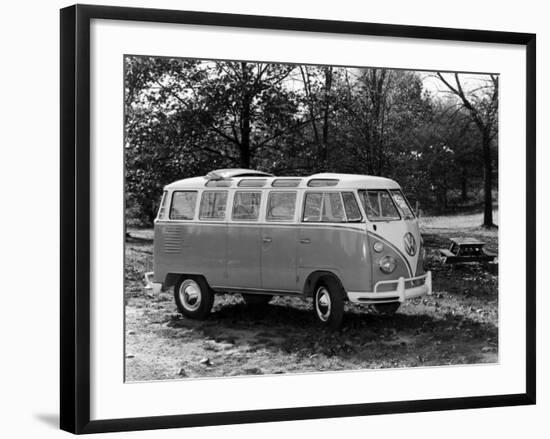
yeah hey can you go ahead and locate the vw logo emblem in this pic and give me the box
[404,233,416,256]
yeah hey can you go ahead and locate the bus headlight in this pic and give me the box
[379,256,396,274]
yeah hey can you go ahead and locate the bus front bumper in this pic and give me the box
[347,271,432,305]
[144,272,162,294]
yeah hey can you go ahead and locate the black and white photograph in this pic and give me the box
[124,56,500,382]
[1,0,542,436]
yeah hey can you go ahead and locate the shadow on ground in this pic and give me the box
[159,298,497,365]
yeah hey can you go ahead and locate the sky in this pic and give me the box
[420,71,497,98]
[280,64,496,101]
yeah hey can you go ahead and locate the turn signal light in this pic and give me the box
[373,241,384,253]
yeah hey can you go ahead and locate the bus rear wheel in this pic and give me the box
[242,294,272,306]
[313,278,344,330]
[174,276,214,319]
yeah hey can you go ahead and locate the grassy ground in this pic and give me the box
[124,213,498,382]
[420,210,499,230]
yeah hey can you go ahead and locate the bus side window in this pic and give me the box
[303,193,322,222]
[199,191,228,220]
[342,192,362,222]
[232,191,262,221]
[322,193,345,222]
[169,191,197,220]
[266,192,297,221]
[157,191,168,219]
[302,192,346,223]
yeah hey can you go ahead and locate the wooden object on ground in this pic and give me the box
[440,237,496,264]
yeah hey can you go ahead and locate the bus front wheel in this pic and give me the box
[313,278,344,330]
[174,276,214,319]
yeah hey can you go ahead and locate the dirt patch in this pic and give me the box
[124,220,498,382]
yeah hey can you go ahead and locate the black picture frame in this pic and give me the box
[60,4,536,434]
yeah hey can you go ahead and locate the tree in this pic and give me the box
[338,69,433,180]
[124,56,499,225]
[196,61,299,168]
[299,65,335,170]
[435,73,498,227]
[338,68,392,175]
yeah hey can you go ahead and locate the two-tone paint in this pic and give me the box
[146,171,432,305]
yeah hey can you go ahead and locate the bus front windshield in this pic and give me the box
[390,189,415,220]
[359,190,400,221]
[358,189,415,221]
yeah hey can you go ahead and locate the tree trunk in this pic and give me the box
[240,101,251,168]
[299,66,321,163]
[321,67,333,169]
[461,167,468,203]
[442,168,448,209]
[239,62,251,168]
[482,131,494,227]
[364,120,373,174]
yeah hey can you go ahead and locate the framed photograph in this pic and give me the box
[60,4,536,434]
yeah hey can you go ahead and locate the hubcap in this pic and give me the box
[179,279,202,312]
[315,287,331,322]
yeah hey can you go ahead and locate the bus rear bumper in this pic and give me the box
[347,271,432,305]
[144,272,163,294]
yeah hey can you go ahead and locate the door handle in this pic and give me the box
[262,237,272,243]
[300,238,311,244]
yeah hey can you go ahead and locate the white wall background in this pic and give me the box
[0,0,546,437]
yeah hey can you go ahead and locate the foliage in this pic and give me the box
[124,56,498,225]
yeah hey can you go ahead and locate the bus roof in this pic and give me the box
[164,170,401,190]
